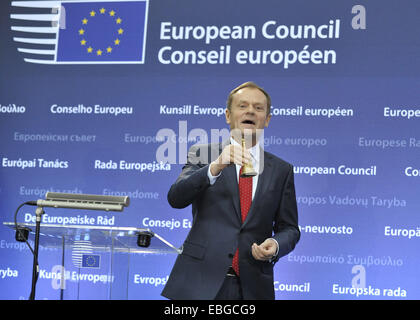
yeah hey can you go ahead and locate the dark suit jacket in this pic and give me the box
[161,141,300,300]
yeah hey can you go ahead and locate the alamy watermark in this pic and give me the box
[155,120,266,167]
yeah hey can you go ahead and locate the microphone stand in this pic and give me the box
[29,206,44,300]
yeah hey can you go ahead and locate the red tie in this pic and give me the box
[232,166,253,276]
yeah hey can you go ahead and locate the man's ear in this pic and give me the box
[225,108,231,125]
[264,113,272,127]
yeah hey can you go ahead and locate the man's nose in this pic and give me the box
[245,105,256,114]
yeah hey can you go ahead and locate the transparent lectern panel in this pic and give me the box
[3,223,179,300]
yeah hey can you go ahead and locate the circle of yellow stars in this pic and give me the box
[78,8,124,56]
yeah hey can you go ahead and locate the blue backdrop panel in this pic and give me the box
[0,0,419,299]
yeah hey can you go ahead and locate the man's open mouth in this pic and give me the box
[242,120,255,125]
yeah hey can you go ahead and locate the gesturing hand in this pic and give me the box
[209,144,251,176]
[251,239,278,261]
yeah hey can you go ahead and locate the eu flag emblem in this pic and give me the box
[11,0,149,64]
[81,254,101,268]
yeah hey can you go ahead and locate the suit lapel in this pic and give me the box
[223,164,241,222]
[216,141,241,223]
[242,150,273,228]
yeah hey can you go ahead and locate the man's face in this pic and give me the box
[225,87,271,139]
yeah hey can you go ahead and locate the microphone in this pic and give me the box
[26,192,130,212]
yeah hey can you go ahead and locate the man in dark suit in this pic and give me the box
[161,82,300,300]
